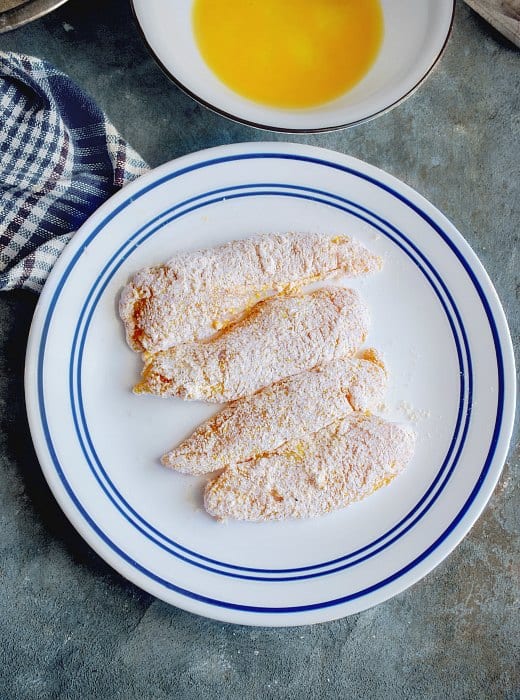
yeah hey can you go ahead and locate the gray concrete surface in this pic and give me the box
[1,2,519,698]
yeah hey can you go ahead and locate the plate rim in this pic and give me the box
[129,0,455,134]
[24,142,516,626]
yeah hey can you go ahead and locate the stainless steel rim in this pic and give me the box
[0,0,69,33]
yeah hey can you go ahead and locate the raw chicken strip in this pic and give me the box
[204,414,416,522]
[162,350,386,474]
[119,232,382,353]
[135,287,369,402]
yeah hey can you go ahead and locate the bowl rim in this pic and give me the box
[0,0,69,33]
[130,0,455,134]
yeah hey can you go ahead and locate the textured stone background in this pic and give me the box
[0,2,518,698]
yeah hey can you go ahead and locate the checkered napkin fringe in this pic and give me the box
[0,52,149,292]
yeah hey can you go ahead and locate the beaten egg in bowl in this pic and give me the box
[193,0,383,109]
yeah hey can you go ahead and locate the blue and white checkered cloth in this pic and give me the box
[0,51,149,292]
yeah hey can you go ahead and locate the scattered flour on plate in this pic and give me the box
[396,400,431,423]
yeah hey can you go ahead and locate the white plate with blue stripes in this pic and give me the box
[25,143,516,626]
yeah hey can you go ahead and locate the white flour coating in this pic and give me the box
[119,232,382,353]
[204,414,416,522]
[162,350,387,474]
[135,287,370,402]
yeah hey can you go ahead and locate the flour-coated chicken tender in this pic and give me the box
[162,351,386,473]
[135,287,370,402]
[204,414,416,521]
[120,232,381,353]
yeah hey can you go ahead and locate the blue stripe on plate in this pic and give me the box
[36,153,504,612]
[69,185,470,581]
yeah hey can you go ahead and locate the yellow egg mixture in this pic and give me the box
[193,0,383,109]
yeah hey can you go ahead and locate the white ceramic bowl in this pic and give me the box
[131,0,454,133]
